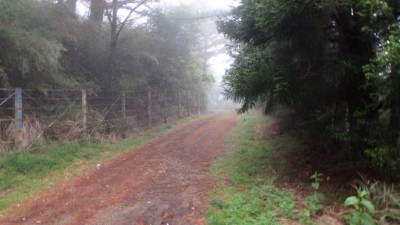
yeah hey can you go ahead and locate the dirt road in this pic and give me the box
[1,113,237,225]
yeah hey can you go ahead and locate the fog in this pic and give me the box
[160,0,242,112]
[75,0,240,112]
[161,0,240,112]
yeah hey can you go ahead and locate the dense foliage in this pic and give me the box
[0,0,210,93]
[219,0,400,178]
[0,1,74,90]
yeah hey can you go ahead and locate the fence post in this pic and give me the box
[197,92,201,115]
[81,90,87,133]
[14,88,23,150]
[204,93,208,112]
[178,89,181,119]
[163,90,167,124]
[147,87,152,127]
[121,91,126,123]
[121,90,127,138]
[187,90,190,116]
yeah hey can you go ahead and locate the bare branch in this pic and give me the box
[105,8,113,24]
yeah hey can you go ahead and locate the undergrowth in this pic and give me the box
[0,116,197,212]
[207,111,299,224]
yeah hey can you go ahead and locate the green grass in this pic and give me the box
[0,116,198,212]
[207,111,299,225]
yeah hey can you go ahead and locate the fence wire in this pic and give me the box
[0,87,207,151]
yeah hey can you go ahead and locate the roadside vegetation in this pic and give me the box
[208,111,400,225]
[219,0,400,181]
[208,112,300,224]
[0,0,221,151]
[0,116,197,212]
[215,1,400,224]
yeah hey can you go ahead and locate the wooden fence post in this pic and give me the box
[197,92,201,115]
[204,93,208,112]
[121,91,126,123]
[147,87,152,127]
[163,90,167,124]
[81,90,87,133]
[14,88,23,150]
[121,90,127,138]
[178,89,181,119]
[187,90,190,116]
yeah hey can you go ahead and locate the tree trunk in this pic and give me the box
[336,9,378,158]
[65,0,77,15]
[109,0,118,84]
[90,0,106,25]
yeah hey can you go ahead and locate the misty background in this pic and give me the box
[73,0,240,111]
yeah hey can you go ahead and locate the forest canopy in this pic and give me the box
[219,0,400,178]
[0,0,215,93]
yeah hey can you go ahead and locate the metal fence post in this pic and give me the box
[14,88,23,150]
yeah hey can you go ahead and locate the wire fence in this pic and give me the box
[0,87,207,151]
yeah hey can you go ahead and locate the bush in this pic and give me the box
[366,146,400,179]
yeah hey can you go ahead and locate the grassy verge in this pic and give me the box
[207,111,399,225]
[0,116,198,212]
[207,111,301,225]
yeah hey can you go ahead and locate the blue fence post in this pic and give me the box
[15,88,23,150]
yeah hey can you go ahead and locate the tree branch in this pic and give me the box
[115,0,148,42]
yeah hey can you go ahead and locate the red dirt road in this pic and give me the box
[1,113,237,225]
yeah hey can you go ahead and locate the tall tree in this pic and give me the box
[197,18,226,81]
[105,0,149,84]
[90,0,106,25]
[219,0,400,169]
[56,0,77,15]
[65,0,77,14]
